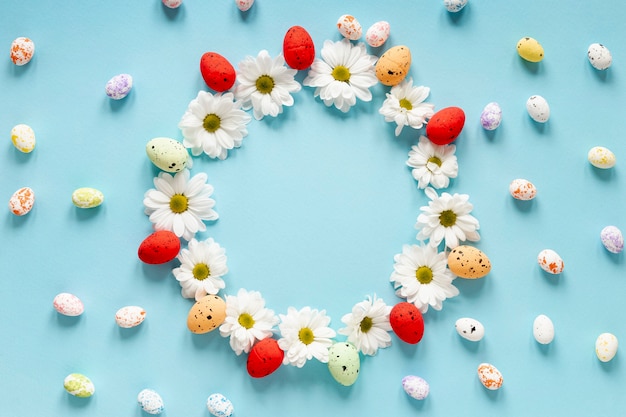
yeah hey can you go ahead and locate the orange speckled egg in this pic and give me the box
[187,295,226,334]
[9,187,35,216]
[477,363,503,390]
[509,178,537,201]
[375,45,411,86]
[537,249,564,274]
[447,245,491,279]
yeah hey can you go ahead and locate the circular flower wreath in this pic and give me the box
[142,36,481,372]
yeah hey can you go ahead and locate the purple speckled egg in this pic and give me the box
[402,375,429,400]
[105,73,133,100]
[601,226,624,254]
[480,102,502,130]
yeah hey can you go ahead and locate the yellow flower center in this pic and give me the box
[256,75,275,94]
[192,263,210,280]
[169,194,188,213]
[399,98,413,110]
[427,156,442,167]
[332,65,351,82]
[416,266,434,284]
[203,114,221,133]
[439,209,457,227]
[298,327,315,345]
[360,316,373,333]
[238,313,255,329]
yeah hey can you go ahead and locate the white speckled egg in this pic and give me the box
[526,95,550,123]
[207,393,234,417]
[11,124,36,153]
[328,342,360,386]
[596,332,618,362]
[402,375,429,400]
[337,15,362,40]
[588,43,612,70]
[105,74,133,100]
[146,137,190,173]
[477,363,503,390]
[533,314,555,344]
[444,0,468,12]
[8,186,35,216]
[365,21,390,47]
[64,373,95,397]
[480,102,502,130]
[509,178,537,201]
[537,249,564,274]
[138,389,165,415]
[600,226,624,254]
[455,317,485,342]
[53,293,84,316]
[588,146,616,169]
[115,306,146,328]
[235,0,254,12]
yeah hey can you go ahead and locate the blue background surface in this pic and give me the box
[1,1,625,415]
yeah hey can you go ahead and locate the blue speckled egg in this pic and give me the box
[137,389,164,415]
[207,393,234,417]
[328,342,360,386]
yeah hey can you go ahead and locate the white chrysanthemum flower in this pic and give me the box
[407,135,458,189]
[178,91,251,160]
[303,38,378,113]
[379,78,435,136]
[233,50,301,120]
[143,169,218,241]
[390,244,459,313]
[172,237,228,300]
[416,187,480,249]
[277,306,336,367]
[338,295,392,356]
[219,289,279,355]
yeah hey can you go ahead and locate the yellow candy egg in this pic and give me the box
[11,124,36,153]
[187,295,226,334]
[517,37,544,62]
[375,45,411,86]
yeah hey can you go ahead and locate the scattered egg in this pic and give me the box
[162,0,182,8]
[365,21,390,48]
[526,95,550,123]
[537,249,564,275]
[207,393,234,417]
[600,226,624,254]
[588,43,612,70]
[517,36,544,62]
[375,45,411,86]
[596,332,618,362]
[509,178,537,201]
[138,230,181,264]
[115,306,146,328]
[402,375,430,400]
[235,0,254,12]
[588,146,616,169]
[328,342,360,386]
[447,245,491,279]
[187,295,227,334]
[444,0,468,12]
[11,124,36,153]
[477,363,503,390]
[105,73,133,100]
[146,137,189,173]
[200,52,236,92]
[53,293,84,316]
[63,373,95,398]
[337,14,362,40]
[247,337,284,378]
[72,187,104,208]
[425,106,466,145]
[389,302,424,344]
[533,314,555,344]
[455,317,485,342]
[480,102,502,131]
[138,389,165,415]
[283,26,315,70]
[8,186,35,216]
[10,37,35,66]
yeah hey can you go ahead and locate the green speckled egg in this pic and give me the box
[64,373,95,398]
[328,342,360,386]
[71,187,104,208]
[146,137,189,173]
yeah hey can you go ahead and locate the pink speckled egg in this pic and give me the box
[509,178,537,200]
[365,21,390,47]
[235,0,254,11]
[337,14,362,40]
[53,293,84,317]
[537,249,564,275]
[162,0,182,8]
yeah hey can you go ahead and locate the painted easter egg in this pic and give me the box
[207,393,234,417]
[337,14,362,40]
[425,106,465,145]
[162,0,182,8]
[137,389,165,415]
[328,342,360,386]
[480,102,502,131]
[537,249,564,275]
[10,37,35,66]
[8,187,35,216]
[138,230,180,264]
[389,302,424,344]
[283,26,315,70]
[477,363,503,390]
[365,21,390,48]
[71,187,104,209]
[600,226,624,254]
[146,137,189,173]
[235,0,254,12]
[64,373,95,398]
[526,95,550,123]
[200,52,236,92]
[447,245,491,279]
[53,293,84,317]
[596,332,618,362]
[455,317,485,342]
[588,43,612,70]
[247,337,284,378]
[105,74,133,100]
[187,295,227,334]
[11,124,36,153]
[517,37,544,62]
[402,375,429,400]
[375,45,411,86]
[444,0,468,12]
[509,178,537,201]
[588,146,616,169]
[115,306,146,328]
[533,314,555,345]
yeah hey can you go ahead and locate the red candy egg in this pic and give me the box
[283,26,315,70]
[138,230,180,264]
[425,106,466,145]
[247,337,284,378]
[389,302,424,344]
[200,52,236,92]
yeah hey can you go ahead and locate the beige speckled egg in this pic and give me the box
[588,146,616,169]
[187,295,226,334]
[447,245,491,279]
[375,45,411,86]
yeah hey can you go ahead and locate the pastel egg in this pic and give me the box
[337,14,362,40]
[72,187,104,208]
[63,373,95,398]
[526,95,550,123]
[10,37,35,66]
[444,0,468,12]
[328,342,360,386]
[235,0,254,12]
[162,0,182,8]
[402,375,430,400]
[105,74,133,100]
[137,389,165,415]
[477,363,503,390]
[537,249,564,274]
[455,317,485,342]
[115,306,146,328]
[596,332,618,362]
[200,52,236,92]
[283,26,315,70]
[533,314,555,344]
[207,393,234,417]
[425,106,466,145]
[187,295,226,334]
[600,225,624,254]
[53,293,84,317]
[11,124,36,153]
[146,137,189,173]
[247,337,284,378]
[517,37,544,62]
[447,245,491,279]
[365,21,390,48]
[389,302,424,344]
[138,230,180,264]
[588,146,616,169]
[9,187,35,216]
[588,43,612,70]
[480,102,502,131]
[509,178,537,201]
[375,45,411,86]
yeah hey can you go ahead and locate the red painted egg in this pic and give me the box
[247,337,284,378]
[283,26,315,70]
[200,52,236,92]
[389,302,424,344]
[138,230,180,264]
[425,106,466,145]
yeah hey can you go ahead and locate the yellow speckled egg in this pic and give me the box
[375,45,411,86]
[517,37,544,62]
[11,124,36,153]
[187,295,226,334]
[447,245,491,279]
[588,146,616,169]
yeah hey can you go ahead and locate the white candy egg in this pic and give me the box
[455,317,485,342]
[588,43,612,70]
[115,306,146,328]
[53,293,84,316]
[402,375,430,400]
[595,333,618,362]
[537,249,564,274]
[444,0,468,12]
[588,146,616,169]
[526,95,550,123]
[365,21,390,47]
[138,389,165,415]
[533,314,555,344]
[207,393,234,417]
[600,226,624,254]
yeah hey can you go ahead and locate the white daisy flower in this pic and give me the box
[416,187,480,249]
[172,237,228,300]
[233,50,301,120]
[303,38,378,113]
[407,135,458,189]
[178,91,251,160]
[379,78,435,136]
[338,295,392,356]
[219,289,279,355]
[390,244,459,313]
[277,306,336,367]
[143,169,218,241]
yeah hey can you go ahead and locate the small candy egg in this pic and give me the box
[337,14,362,40]
[282,26,315,70]
[588,43,612,70]
[517,37,544,62]
[138,230,180,264]
[596,332,618,362]
[526,95,550,123]
[187,295,226,334]
[162,0,182,8]
[63,373,95,398]
[447,245,491,279]
[444,0,468,12]
[537,249,564,275]
[72,187,104,209]
[235,0,254,12]
[402,375,430,400]
[10,37,35,66]
[509,178,537,201]
[588,146,616,169]
[477,363,503,390]
[146,137,189,173]
[600,226,624,254]
[365,21,390,48]
[105,74,133,100]
[425,106,466,145]
[207,393,234,417]
[8,187,35,216]
[247,337,284,378]
[200,52,236,92]
[455,317,485,342]
[11,124,36,153]
[389,302,424,344]
[375,45,411,86]
[53,293,84,317]
[328,342,360,386]
[480,102,502,131]
[137,389,165,415]
[533,314,555,344]
[115,306,146,328]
